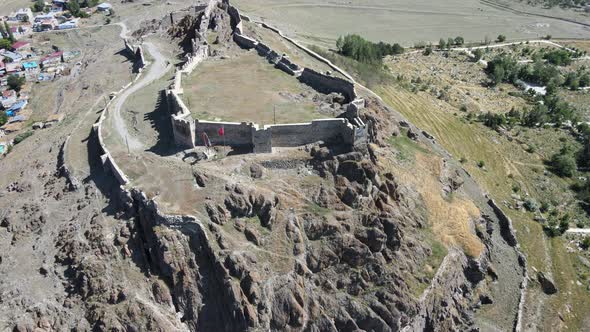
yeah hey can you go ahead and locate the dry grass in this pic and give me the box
[380,138,484,258]
[377,80,590,330]
[233,0,590,47]
[182,51,322,125]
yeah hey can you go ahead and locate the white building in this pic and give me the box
[8,8,33,22]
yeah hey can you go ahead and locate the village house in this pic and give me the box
[10,26,28,39]
[11,41,29,52]
[97,3,113,12]
[8,8,34,23]
[1,90,17,108]
[34,13,55,23]
[0,61,5,76]
[40,51,63,68]
[22,61,40,81]
[5,62,22,75]
[58,19,78,30]
[2,51,23,63]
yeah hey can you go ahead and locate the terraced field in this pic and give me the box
[234,0,590,47]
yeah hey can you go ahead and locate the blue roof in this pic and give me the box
[5,110,14,117]
[7,100,26,112]
[22,61,38,69]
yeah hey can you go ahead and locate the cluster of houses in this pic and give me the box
[6,2,113,32]
[0,41,79,136]
[0,2,113,155]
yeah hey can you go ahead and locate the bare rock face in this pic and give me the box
[249,163,264,179]
[224,184,278,229]
[537,271,558,295]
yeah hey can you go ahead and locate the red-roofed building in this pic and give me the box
[40,51,63,67]
[11,41,29,51]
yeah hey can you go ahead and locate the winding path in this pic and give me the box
[111,42,171,151]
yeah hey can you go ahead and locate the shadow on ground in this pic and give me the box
[146,90,183,156]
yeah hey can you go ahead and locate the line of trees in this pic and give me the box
[336,34,404,64]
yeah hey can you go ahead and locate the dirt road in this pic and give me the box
[111,42,171,151]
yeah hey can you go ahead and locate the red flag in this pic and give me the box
[218,126,224,136]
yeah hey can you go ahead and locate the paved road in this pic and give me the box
[111,42,171,151]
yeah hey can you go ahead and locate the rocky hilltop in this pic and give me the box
[0,1,526,331]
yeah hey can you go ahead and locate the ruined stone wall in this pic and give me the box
[123,39,146,73]
[266,119,354,147]
[57,135,81,191]
[169,2,368,153]
[276,56,302,76]
[92,80,135,186]
[298,68,357,103]
[167,79,196,149]
[233,33,258,49]
[227,5,243,35]
[194,120,254,147]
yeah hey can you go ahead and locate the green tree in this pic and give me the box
[473,49,484,61]
[423,46,432,56]
[32,0,45,12]
[7,75,25,92]
[438,38,446,50]
[550,146,576,177]
[68,0,80,13]
[447,38,455,48]
[497,34,507,42]
[0,39,11,50]
[454,36,464,46]
[4,22,14,43]
[0,112,7,127]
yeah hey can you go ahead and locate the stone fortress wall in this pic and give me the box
[123,38,146,72]
[166,0,369,153]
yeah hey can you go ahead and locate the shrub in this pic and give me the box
[0,112,7,127]
[423,46,432,56]
[581,237,590,250]
[13,131,33,144]
[524,198,538,212]
[477,160,485,168]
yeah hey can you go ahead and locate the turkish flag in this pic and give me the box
[218,126,225,136]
